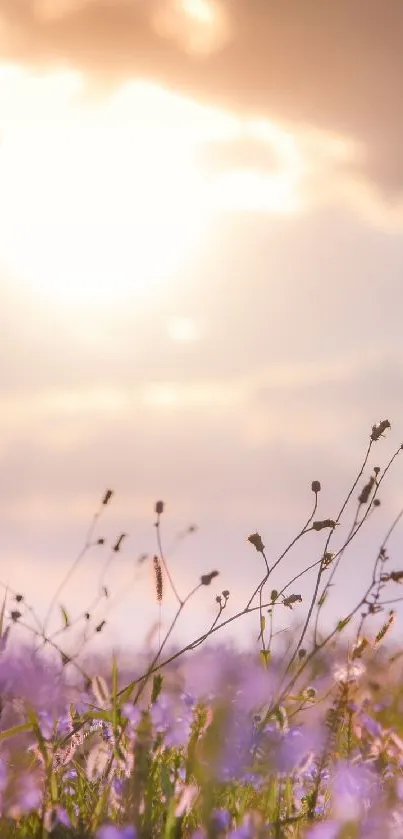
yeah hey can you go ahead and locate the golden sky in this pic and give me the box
[1,0,403,662]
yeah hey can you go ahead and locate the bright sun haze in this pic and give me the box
[0,72,210,308]
[0,63,304,312]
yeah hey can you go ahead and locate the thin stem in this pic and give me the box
[43,499,106,636]
[155,513,183,606]
[284,438,374,676]
[246,493,318,611]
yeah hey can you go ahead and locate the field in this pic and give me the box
[1,419,403,838]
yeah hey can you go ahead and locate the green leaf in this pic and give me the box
[117,680,135,706]
[0,721,33,742]
[257,615,266,641]
[25,704,49,768]
[151,673,163,705]
[337,616,352,632]
[60,605,70,628]
[160,763,174,799]
[69,703,81,724]
[50,771,58,803]
[259,649,271,669]
[83,709,115,724]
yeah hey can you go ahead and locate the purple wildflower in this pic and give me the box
[44,806,71,832]
[0,757,7,794]
[150,692,192,747]
[211,808,231,831]
[96,825,137,839]
[306,821,340,839]
[276,725,324,774]
[122,703,141,728]
[331,760,379,822]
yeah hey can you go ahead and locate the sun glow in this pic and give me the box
[0,64,308,311]
[0,71,211,309]
[151,0,231,55]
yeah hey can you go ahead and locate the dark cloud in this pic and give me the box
[0,0,403,195]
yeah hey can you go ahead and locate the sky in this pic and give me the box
[1,0,403,670]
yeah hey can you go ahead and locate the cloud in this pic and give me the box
[2,348,402,653]
[1,350,401,525]
[199,136,283,177]
[0,0,402,197]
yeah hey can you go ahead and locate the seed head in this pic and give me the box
[200,570,219,586]
[370,419,391,441]
[322,552,335,568]
[153,555,163,603]
[155,500,164,515]
[248,532,265,553]
[358,476,375,505]
[312,519,337,531]
[283,594,302,609]
[311,480,321,494]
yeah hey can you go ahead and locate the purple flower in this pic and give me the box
[211,808,231,830]
[183,646,231,700]
[306,821,340,839]
[12,771,43,815]
[0,757,7,794]
[150,693,192,747]
[215,708,255,782]
[22,780,42,811]
[233,658,276,714]
[96,825,136,839]
[359,713,383,738]
[276,725,324,774]
[38,709,55,739]
[228,825,254,839]
[122,703,141,728]
[331,760,379,822]
[0,645,66,717]
[44,806,71,832]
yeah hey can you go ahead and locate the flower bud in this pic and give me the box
[201,570,219,586]
[248,532,265,553]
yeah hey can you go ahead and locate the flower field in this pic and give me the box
[1,420,403,838]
